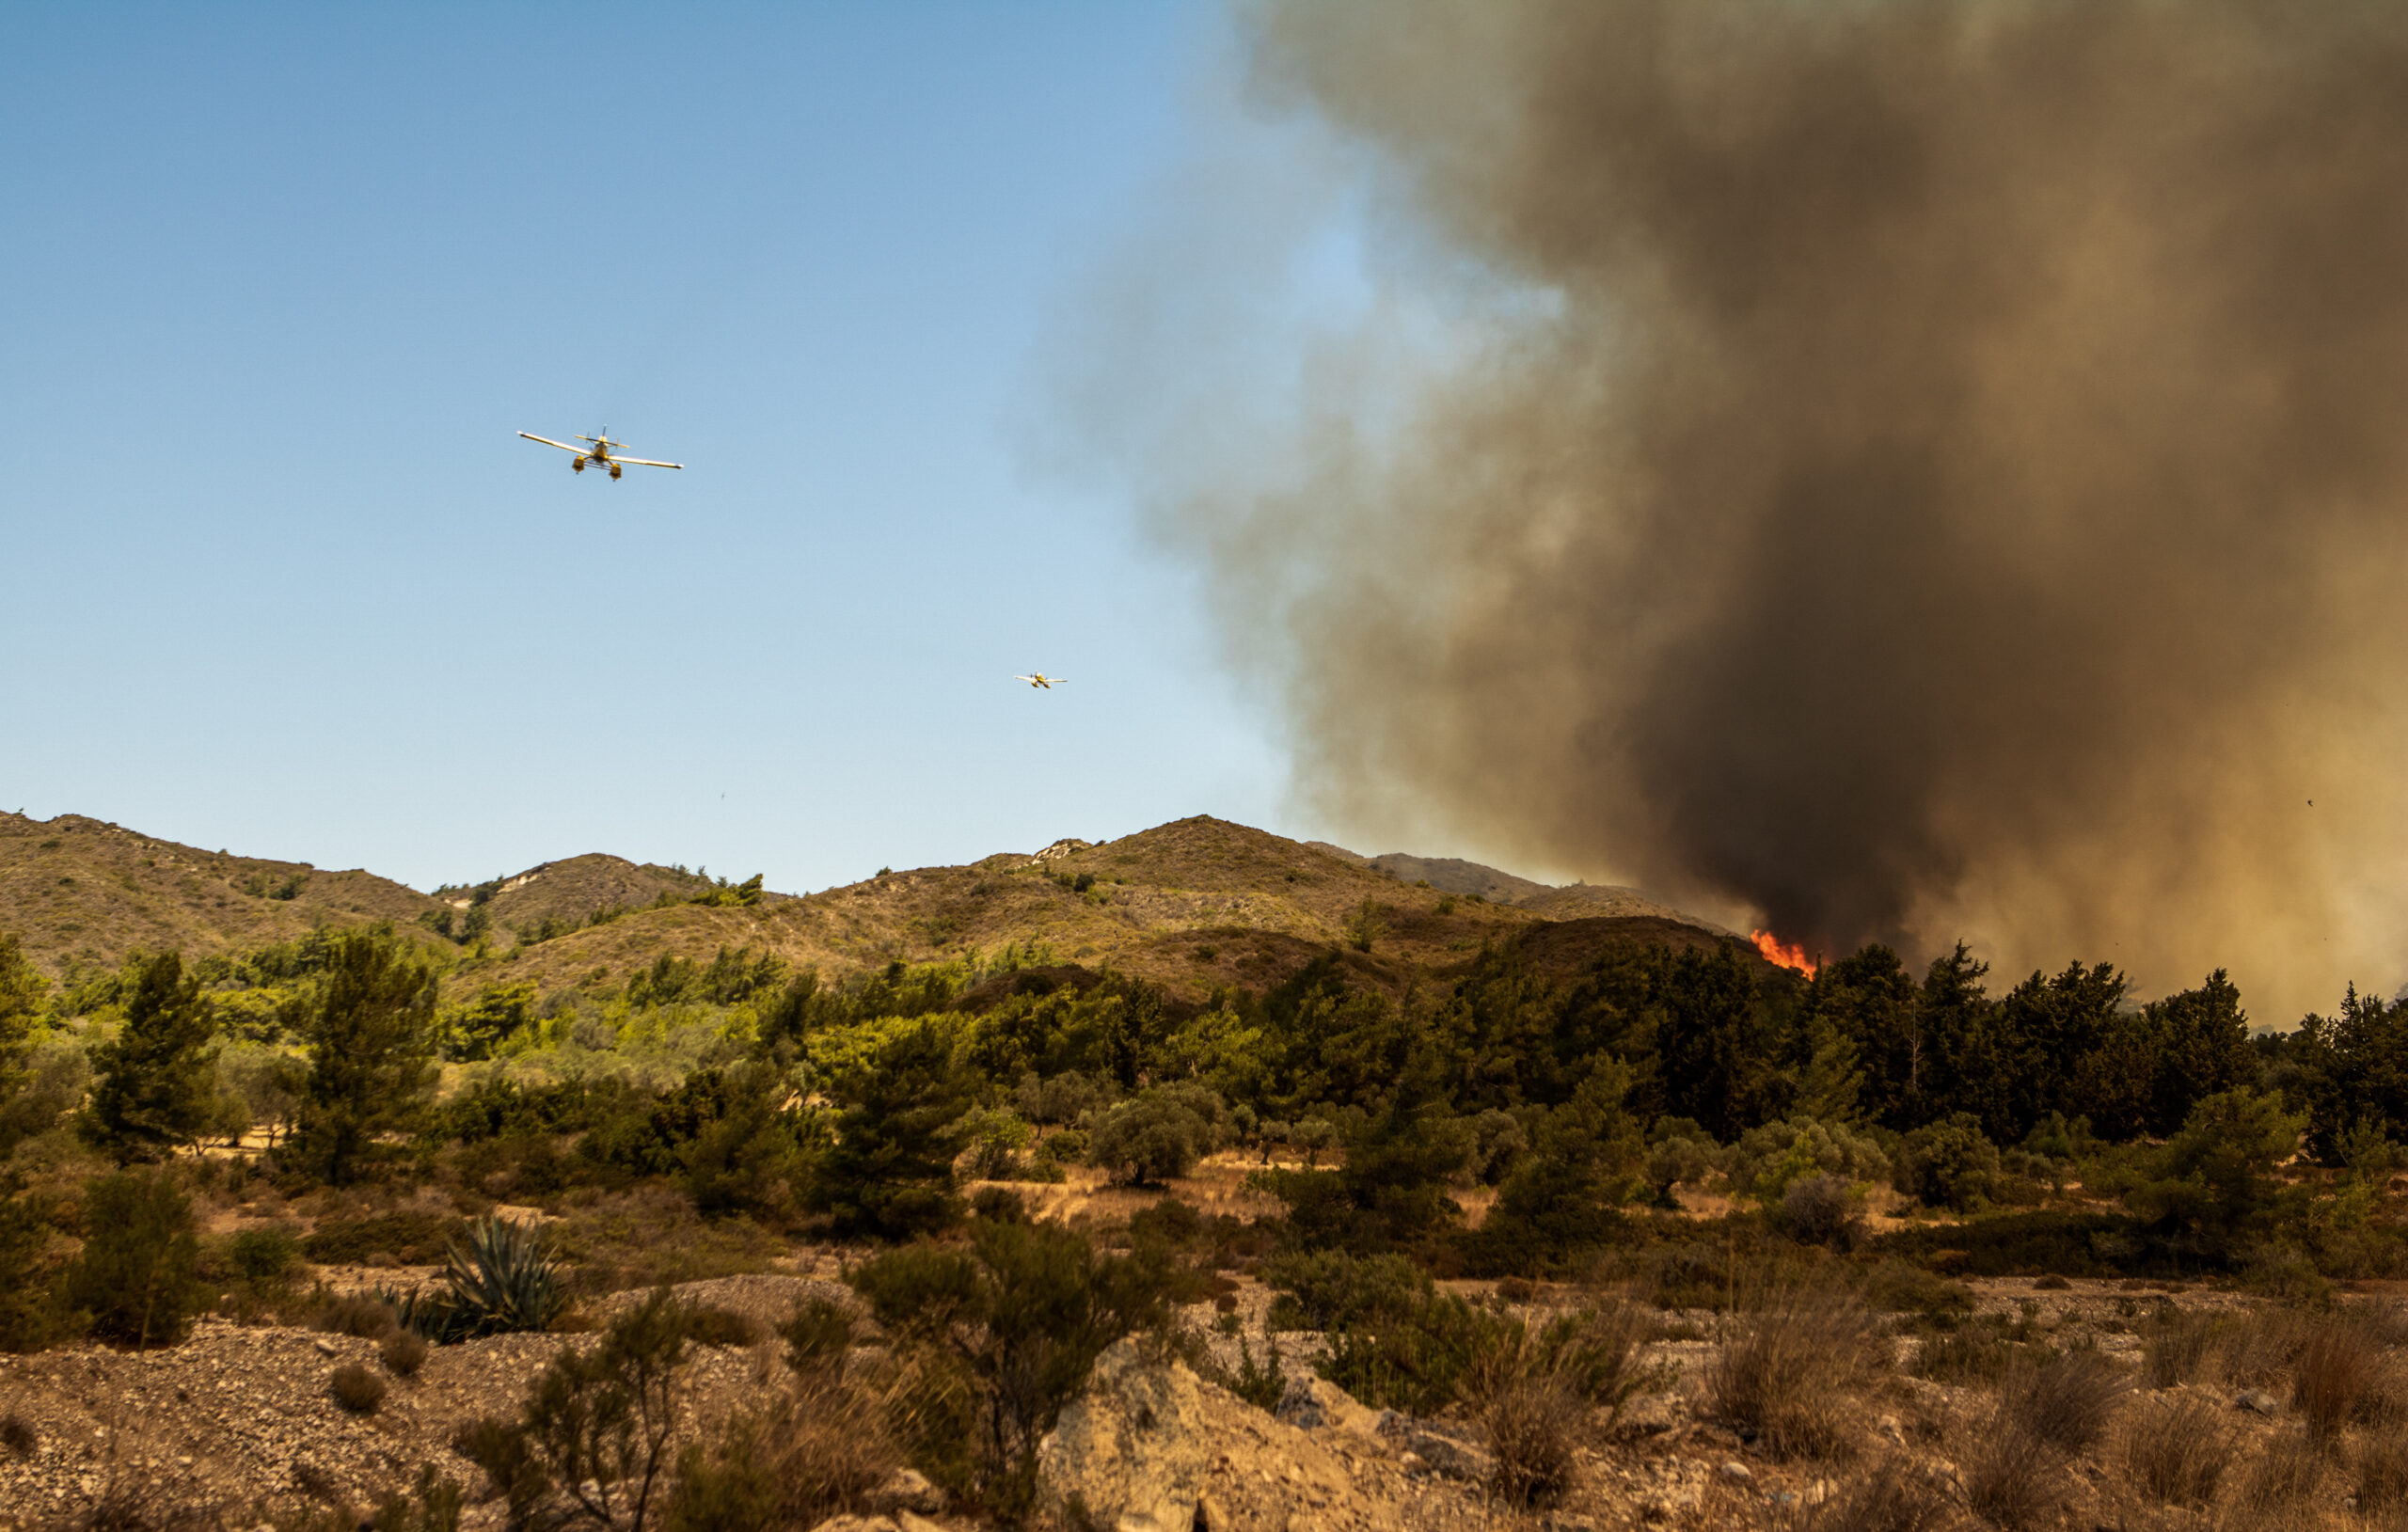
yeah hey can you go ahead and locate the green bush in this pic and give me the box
[230,1225,302,1285]
[777,1296,855,1376]
[848,1217,1179,1513]
[1730,1116,1888,1202]
[1261,1250,1429,1333]
[60,1171,209,1349]
[0,1185,62,1352]
[1086,1084,1227,1185]
[1894,1113,2003,1210]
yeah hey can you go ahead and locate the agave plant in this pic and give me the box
[381,1214,566,1341]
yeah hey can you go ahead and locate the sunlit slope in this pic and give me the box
[0,812,446,978]
[0,811,1747,1001]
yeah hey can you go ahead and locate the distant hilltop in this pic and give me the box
[0,810,1743,1001]
[1306,841,1733,933]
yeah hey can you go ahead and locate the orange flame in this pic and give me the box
[1751,930,1819,978]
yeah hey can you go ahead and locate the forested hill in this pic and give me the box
[0,811,1738,1001]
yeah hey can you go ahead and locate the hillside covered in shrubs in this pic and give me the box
[5,812,2408,1527]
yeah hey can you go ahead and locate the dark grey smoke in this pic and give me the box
[1116,0,2408,1017]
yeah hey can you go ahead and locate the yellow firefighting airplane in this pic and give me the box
[517,428,684,479]
[1015,673,1066,689]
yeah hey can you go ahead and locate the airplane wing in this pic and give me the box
[612,457,684,469]
[519,433,582,452]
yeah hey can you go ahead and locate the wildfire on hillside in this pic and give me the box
[1751,930,1818,979]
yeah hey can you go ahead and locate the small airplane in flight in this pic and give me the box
[518,428,683,479]
[1015,673,1066,689]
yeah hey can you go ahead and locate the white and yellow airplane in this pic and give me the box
[518,428,683,479]
[1015,673,1066,689]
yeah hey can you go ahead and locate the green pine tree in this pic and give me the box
[84,953,219,1161]
[807,1021,974,1240]
[296,930,439,1184]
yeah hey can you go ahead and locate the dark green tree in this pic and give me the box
[2124,1088,2304,1244]
[59,1169,208,1349]
[296,929,439,1184]
[1278,1033,1473,1252]
[1643,945,1775,1142]
[2292,984,2408,1161]
[84,952,219,1161]
[2138,971,2256,1138]
[1806,946,1924,1129]
[0,931,51,1150]
[807,1022,974,1240]
[1463,1061,1645,1274]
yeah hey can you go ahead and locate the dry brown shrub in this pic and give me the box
[2295,1321,2383,1445]
[64,1456,226,1532]
[1961,1422,2061,1531]
[2223,1310,2313,1391]
[2003,1350,2130,1456]
[660,1372,904,1532]
[3,1412,35,1458]
[1710,1290,1886,1461]
[1483,1377,1583,1508]
[2122,1392,2231,1507]
[1476,1301,1656,1507]
[309,1292,396,1340]
[329,1361,387,1414]
[378,1328,427,1378]
[1792,1455,1961,1532]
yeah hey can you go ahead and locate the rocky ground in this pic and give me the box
[0,1272,2369,1532]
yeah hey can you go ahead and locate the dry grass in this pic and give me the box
[663,1372,904,1529]
[1709,1291,1886,1461]
[1792,1455,1961,1532]
[2144,1308,2233,1388]
[1477,1302,1656,1507]
[1961,1422,2061,1531]
[1482,1377,1583,1508]
[2228,1431,2326,1529]
[2294,1321,2382,1445]
[2360,1428,2408,1516]
[309,1291,396,1339]
[2122,1392,2231,1507]
[2003,1349,2130,1455]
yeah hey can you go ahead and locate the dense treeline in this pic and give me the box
[3,914,2408,1360]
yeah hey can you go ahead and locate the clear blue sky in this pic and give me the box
[0,2,1319,892]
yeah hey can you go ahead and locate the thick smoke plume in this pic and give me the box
[1124,0,2408,1019]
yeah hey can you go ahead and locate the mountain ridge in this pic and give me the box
[0,810,1740,1000]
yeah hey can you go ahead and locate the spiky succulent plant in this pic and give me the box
[380,1214,565,1341]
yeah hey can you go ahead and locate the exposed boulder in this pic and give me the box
[1039,1340,1216,1532]
[1038,1340,1420,1532]
[1275,1375,1384,1439]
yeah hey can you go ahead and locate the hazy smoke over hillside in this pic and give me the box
[1101,0,2408,1017]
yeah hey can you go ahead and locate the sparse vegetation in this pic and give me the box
[8,813,2408,1524]
[1707,1290,1885,1461]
